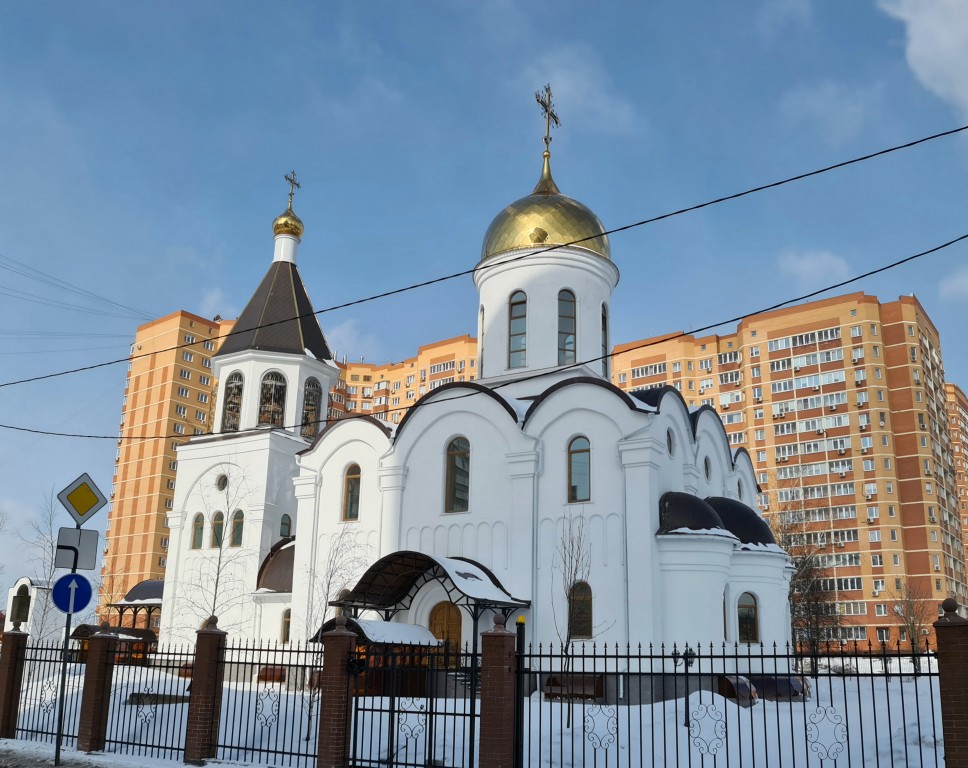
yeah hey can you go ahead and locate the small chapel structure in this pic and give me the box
[160,91,793,649]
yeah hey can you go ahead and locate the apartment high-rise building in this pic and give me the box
[99,310,232,627]
[947,384,968,550]
[611,292,965,645]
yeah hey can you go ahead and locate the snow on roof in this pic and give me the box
[505,397,531,422]
[739,542,789,555]
[355,619,441,646]
[663,526,740,539]
[632,400,658,413]
[436,556,529,605]
[304,347,316,359]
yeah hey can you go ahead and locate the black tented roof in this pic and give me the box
[657,491,726,534]
[705,496,777,546]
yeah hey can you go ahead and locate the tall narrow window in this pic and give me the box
[601,304,610,378]
[281,609,291,643]
[568,581,593,639]
[280,514,292,538]
[222,372,244,432]
[508,291,527,368]
[191,514,204,549]
[445,437,470,513]
[230,510,244,547]
[558,290,577,365]
[258,372,287,427]
[567,436,591,502]
[211,512,224,548]
[300,377,323,439]
[342,464,361,521]
[738,592,759,643]
[479,305,485,372]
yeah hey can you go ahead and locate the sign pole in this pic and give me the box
[53,523,81,767]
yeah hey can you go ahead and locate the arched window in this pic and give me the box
[738,592,759,643]
[445,437,470,513]
[479,305,485,372]
[258,372,287,427]
[568,581,593,640]
[508,291,527,368]
[567,436,591,503]
[191,514,204,549]
[230,510,244,547]
[211,512,224,548]
[301,377,323,439]
[558,290,577,365]
[601,304,610,378]
[342,464,361,521]
[221,372,244,432]
[281,609,291,644]
[280,514,292,538]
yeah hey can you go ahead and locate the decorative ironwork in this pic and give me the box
[397,698,427,741]
[583,704,618,750]
[688,703,726,755]
[39,678,57,715]
[135,686,157,726]
[255,686,280,729]
[806,705,848,760]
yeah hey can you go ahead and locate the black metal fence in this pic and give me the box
[102,644,193,761]
[516,641,942,768]
[15,642,83,746]
[216,640,325,767]
[349,643,480,768]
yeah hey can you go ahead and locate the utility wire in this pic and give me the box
[0,122,965,392]
[2,228,964,441]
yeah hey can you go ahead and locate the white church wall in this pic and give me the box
[726,550,794,646]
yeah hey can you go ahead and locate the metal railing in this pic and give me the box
[349,642,480,768]
[216,640,325,767]
[15,642,83,746]
[103,644,193,761]
[516,641,942,768]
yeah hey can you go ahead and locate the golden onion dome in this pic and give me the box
[273,205,304,239]
[481,151,610,262]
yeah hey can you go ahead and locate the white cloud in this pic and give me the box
[519,45,638,135]
[939,267,968,300]
[198,287,238,321]
[878,0,968,117]
[755,0,812,40]
[325,318,385,364]
[780,81,882,145]
[777,250,850,288]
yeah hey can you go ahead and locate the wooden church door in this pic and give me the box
[429,601,462,656]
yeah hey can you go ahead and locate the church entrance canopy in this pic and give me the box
[332,550,529,622]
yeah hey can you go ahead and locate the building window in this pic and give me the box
[557,290,577,365]
[210,512,224,548]
[445,437,470,513]
[222,372,244,432]
[601,304,610,378]
[342,464,361,521]
[281,609,291,644]
[568,581,593,639]
[280,514,292,538]
[191,514,204,549]
[258,372,287,427]
[666,429,675,457]
[230,510,244,547]
[738,592,759,643]
[508,291,527,368]
[567,436,591,503]
[301,377,323,439]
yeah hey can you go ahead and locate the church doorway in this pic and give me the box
[429,601,462,656]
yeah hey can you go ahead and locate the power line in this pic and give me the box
[2,228,963,441]
[0,122,965,392]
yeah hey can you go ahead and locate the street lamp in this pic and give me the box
[673,646,697,727]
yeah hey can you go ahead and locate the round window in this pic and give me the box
[216,474,228,492]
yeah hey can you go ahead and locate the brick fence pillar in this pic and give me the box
[317,616,358,768]
[184,616,227,765]
[935,597,968,768]
[0,626,28,739]
[77,631,119,752]
[479,614,516,768]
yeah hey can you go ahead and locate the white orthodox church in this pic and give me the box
[160,104,793,650]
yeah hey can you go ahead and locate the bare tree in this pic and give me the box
[891,578,933,671]
[17,490,61,640]
[303,524,370,638]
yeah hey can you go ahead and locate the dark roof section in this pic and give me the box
[523,376,637,424]
[705,497,777,546]
[394,381,518,441]
[658,492,726,534]
[71,624,157,643]
[216,261,331,360]
[121,579,164,603]
[256,537,296,592]
[298,413,392,455]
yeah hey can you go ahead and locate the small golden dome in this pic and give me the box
[273,205,304,239]
[481,151,610,262]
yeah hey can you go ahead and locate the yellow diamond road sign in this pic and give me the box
[57,473,107,526]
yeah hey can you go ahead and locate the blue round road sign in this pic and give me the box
[51,573,93,615]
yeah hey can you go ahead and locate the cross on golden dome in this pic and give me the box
[284,170,301,209]
[534,84,560,151]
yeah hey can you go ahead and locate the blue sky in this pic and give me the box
[1,1,966,594]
